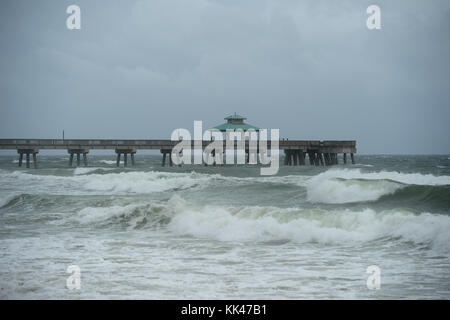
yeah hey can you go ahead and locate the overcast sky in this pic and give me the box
[0,0,449,154]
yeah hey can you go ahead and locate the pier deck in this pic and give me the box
[0,139,356,168]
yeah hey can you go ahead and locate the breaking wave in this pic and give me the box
[0,193,19,208]
[0,170,226,194]
[63,196,450,253]
[306,169,450,205]
[98,160,117,165]
[73,167,115,175]
[0,169,312,196]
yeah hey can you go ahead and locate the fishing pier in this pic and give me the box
[0,114,356,168]
[0,139,356,168]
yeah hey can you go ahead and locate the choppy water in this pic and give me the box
[0,154,449,299]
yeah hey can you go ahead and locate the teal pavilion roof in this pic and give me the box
[211,113,260,132]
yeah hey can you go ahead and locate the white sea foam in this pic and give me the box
[0,170,222,194]
[67,196,450,253]
[80,171,219,193]
[99,160,117,165]
[307,175,401,204]
[169,200,450,252]
[73,167,114,175]
[0,193,18,208]
[306,168,450,204]
[162,197,450,252]
[75,204,141,224]
[252,174,310,186]
[327,168,450,185]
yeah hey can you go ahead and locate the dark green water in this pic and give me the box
[0,154,449,299]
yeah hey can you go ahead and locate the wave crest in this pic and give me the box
[66,196,450,253]
[306,169,450,204]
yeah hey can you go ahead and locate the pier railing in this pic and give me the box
[0,139,355,149]
[0,139,356,168]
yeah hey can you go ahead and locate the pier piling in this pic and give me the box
[116,153,121,167]
[319,153,324,166]
[299,151,305,165]
[17,148,39,169]
[115,148,136,167]
[284,150,289,165]
[308,152,314,165]
[2,139,356,169]
[33,152,38,169]
[161,151,167,167]
[68,149,89,167]
[18,153,23,167]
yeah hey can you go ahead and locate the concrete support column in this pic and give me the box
[26,153,30,168]
[329,153,335,165]
[33,152,38,169]
[115,148,136,167]
[343,153,347,164]
[313,152,319,166]
[308,152,314,165]
[161,151,167,167]
[293,150,298,165]
[68,148,89,167]
[284,150,289,166]
[351,153,355,164]
[300,151,306,165]
[318,153,324,166]
[17,148,39,169]
[116,153,121,167]
[161,149,173,167]
[176,151,182,167]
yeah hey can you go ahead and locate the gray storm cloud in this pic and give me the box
[0,0,449,154]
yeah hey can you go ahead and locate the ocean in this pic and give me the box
[0,154,449,299]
